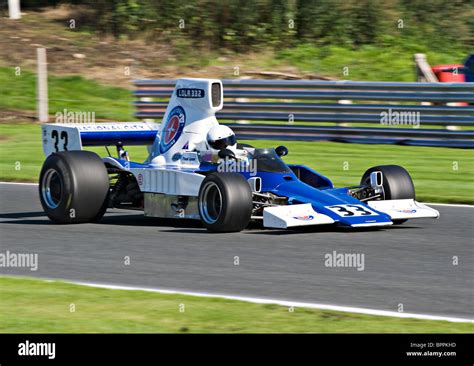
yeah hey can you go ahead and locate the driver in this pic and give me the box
[200,125,248,163]
[206,125,237,151]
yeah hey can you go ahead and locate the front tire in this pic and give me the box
[361,165,415,201]
[198,173,252,232]
[361,165,415,225]
[39,151,110,223]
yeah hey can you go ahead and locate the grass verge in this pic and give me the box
[275,42,468,82]
[0,67,133,121]
[0,276,472,333]
[1,123,472,204]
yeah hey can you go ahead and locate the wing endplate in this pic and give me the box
[368,199,440,220]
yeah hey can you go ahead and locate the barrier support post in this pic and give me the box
[8,0,21,20]
[37,48,49,123]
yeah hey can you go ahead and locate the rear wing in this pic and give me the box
[41,78,224,160]
[41,122,160,157]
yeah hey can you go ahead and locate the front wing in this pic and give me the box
[262,200,439,229]
[263,204,334,229]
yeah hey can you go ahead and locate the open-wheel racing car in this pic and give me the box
[38,78,439,232]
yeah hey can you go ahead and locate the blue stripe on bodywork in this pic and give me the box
[81,130,157,146]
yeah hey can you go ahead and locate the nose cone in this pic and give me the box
[274,180,393,227]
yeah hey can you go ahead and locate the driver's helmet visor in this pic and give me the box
[209,135,236,150]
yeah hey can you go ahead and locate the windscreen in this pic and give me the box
[251,149,291,173]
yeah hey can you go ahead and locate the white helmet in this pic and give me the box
[206,125,236,150]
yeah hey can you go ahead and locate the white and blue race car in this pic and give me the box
[38,78,439,232]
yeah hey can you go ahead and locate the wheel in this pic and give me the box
[39,151,110,223]
[361,165,415,200]
[361,165,415,225]
[198,173,252,232]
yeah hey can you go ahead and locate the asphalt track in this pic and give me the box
[0,183,472,320]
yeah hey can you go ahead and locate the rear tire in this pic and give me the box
[198,173,252,232]
[39,151,110,223]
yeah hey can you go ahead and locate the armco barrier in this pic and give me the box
[133,79,474,148]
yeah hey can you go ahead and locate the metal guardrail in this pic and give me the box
[226,124,474,148]
[133,79,474,148]
[134,79,474,91]
[135,89,474,102]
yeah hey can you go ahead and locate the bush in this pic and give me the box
[36,0,472,52]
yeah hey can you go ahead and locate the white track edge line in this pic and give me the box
[424,202,474,208]
[1,182,473,208]
[68,280,472,323]
[0,181,37,186]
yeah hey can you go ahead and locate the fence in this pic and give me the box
[133,79,474,148]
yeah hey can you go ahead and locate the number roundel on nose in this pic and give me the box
[326,204,377,217]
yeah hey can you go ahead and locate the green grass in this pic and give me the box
[247,139,474,204]
[1,123,472,203]
[0,67,133,121]
[275,39,468,81]
[0,276,472,333]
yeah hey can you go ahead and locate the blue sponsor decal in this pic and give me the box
[177,88,205,98]
[293,215,314,221]
[396,209,417,213]
[160,106,186,153]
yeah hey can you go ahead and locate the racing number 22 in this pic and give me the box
[51,130,68,152]
[327,204,375,217]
